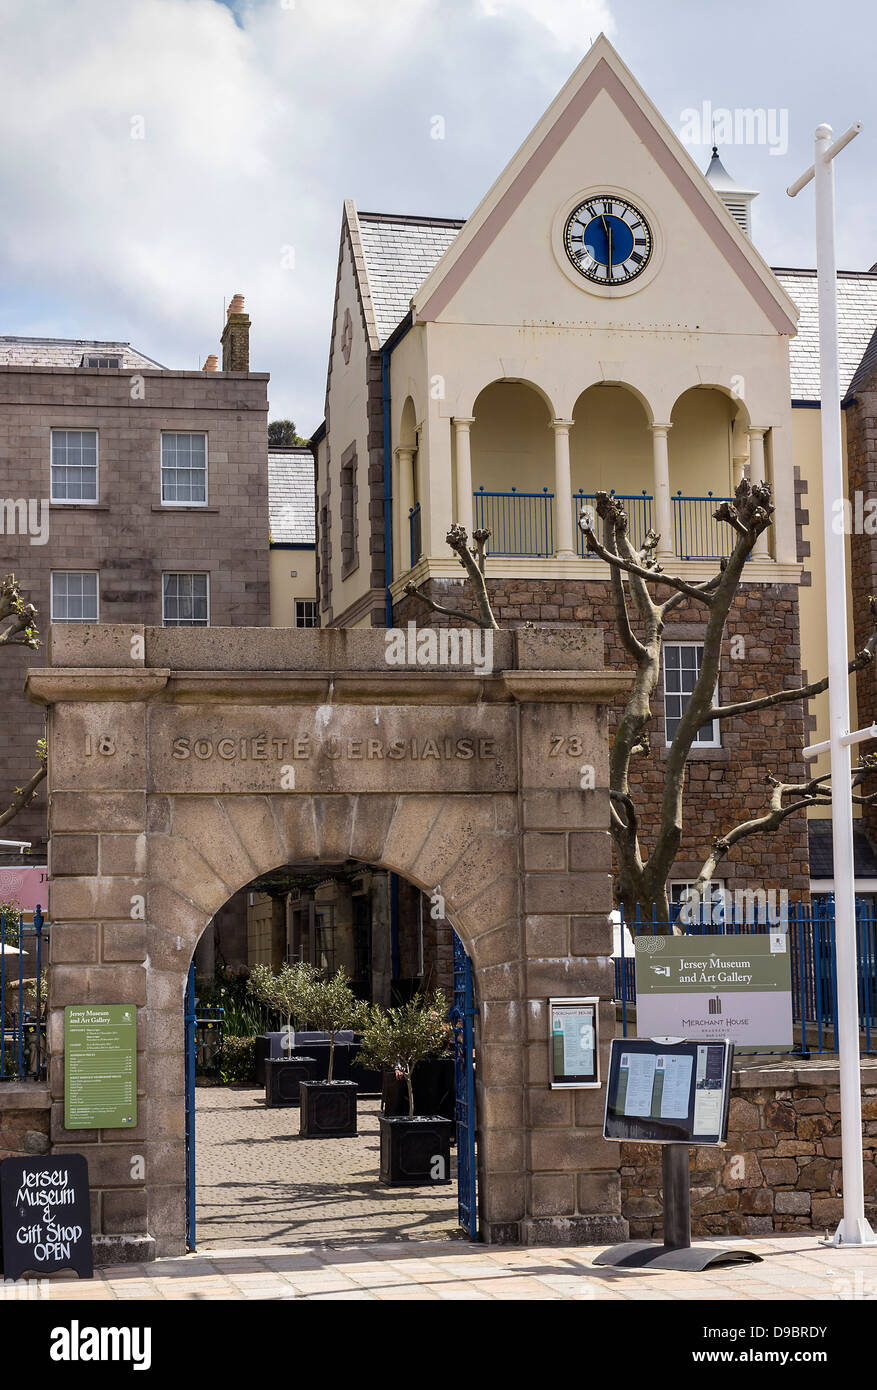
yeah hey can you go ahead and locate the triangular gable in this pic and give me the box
[413,35,798,336]
[322,200,382,421]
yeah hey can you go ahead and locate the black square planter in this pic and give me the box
[379,1114,454,1186]
[264,1056,316,1107]
[299,1080,358,1138]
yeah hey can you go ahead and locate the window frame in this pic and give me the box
[50,570,100,624]
[161,571,210,627]
[663,640,720,748]
[50,428,99,504]
[294,599,319,629]
[160,431,209,508]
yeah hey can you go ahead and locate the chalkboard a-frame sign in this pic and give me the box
[0,1153,93,1280]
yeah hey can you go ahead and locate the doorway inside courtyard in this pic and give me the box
[186,861,478,1250]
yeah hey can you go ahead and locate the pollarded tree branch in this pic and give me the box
[446,525,499,629]
[0,741,47,832]
[708,596,877,723]
[579,518,718,607]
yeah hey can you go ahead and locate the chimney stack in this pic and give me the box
[202,354,219,372]
[221,292,250,372]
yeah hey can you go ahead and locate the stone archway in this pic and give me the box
[28,624,630,1261]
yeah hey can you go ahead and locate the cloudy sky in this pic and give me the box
[1,0,875,432]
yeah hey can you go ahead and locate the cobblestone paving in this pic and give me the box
[195,1087,461,1247]
[36,1236,877,1301]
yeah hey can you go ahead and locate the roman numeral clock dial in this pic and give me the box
[563,196,652,285]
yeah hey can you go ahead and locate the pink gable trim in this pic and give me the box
[418,58,795,336]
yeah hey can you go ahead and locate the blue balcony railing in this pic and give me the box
[472,487,554,557]
[573,490,653,556]
[672,492,738,561]
[408,503,422,568]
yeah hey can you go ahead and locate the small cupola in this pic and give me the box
[704,147,758,238]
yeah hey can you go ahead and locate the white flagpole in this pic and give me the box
[789,120,875,1245]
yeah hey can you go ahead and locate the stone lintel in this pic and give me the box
[503,669,633,703]
[26,670,170,705]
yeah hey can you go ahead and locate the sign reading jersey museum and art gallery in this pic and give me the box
[634,934,793,1049]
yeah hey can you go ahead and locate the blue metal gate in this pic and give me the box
[450,930,479,1239]
[184,962,197,1251]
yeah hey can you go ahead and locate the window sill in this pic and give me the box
[152,505,219,513]
[658,743,729,762]
[50,502,108,510]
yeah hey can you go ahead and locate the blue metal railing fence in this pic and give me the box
[0,906,48,1081]
[574,490,653,555]
[672,492,738,561]
[472,487,554,556]
[614,897,876,1056]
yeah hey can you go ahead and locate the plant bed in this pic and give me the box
[299,1080,358,1137]
[264,1056,316,1107]
[379,1114,453,1186]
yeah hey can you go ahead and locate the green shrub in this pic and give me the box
[219,1035,256,1085]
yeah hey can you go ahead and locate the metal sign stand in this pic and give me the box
[595,1146,762,1269]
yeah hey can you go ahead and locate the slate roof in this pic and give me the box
[773,270,877,403]
[808,821,877,879]
[356,213,464,344]
[268,446,315,545]
[352,210,877,404]
[0,336,165,369]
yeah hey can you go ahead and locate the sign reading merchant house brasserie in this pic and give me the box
[634,934,793,1050]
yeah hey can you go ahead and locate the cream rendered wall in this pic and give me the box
[795,406,859,819]
[324,231,371,618]
[269,547,317,627]
[410,82,797,564]
[470,382,553,492]
[570,385,652,496]
[669,390,734,496]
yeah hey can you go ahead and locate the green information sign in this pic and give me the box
[64,1006,137,1130]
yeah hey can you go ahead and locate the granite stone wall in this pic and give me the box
[620,1061,877,1237]
[396,577,810,899]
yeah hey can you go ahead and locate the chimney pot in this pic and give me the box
[202,354,219,372]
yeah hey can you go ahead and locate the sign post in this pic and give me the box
[789,121,876,1246]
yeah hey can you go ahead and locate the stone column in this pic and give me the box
[748,428,770,557]
[651,423,674,559]
[28,639,165,1265]
[453,418,475,536]
[551,419,576,558]
[504,631,632,1246]
[395,446,415,571]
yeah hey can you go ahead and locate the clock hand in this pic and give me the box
[600,215,611,277]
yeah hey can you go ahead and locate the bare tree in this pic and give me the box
[405,483,877,929]
[0,574,46,831]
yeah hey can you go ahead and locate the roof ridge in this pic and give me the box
[357,211,466,228]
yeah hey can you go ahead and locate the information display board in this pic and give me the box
[603,1037,733,1145]
[64,1005,137,1130]
[634,933,792,1050]
[549,997,599,1088]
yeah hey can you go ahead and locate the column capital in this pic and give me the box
[650,421,673,435]
[452,415,475,429]
[747,425,768,439]
[550,418,574,432]
[394,444,415,460]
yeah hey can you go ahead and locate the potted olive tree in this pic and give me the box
[357,991,455,1185]
[247,961,318,1107]
[297,968,369,1138]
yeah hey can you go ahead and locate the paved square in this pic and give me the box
[195,1087,461,1247]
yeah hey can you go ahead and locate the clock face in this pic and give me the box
[563,196,653,285]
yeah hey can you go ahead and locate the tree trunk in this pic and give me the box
[405,1070,414,1118]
